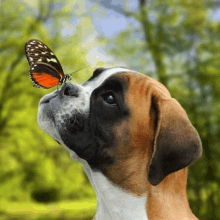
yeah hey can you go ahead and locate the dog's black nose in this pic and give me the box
[61,83,79,97]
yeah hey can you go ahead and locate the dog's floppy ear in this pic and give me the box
[148,95,202,186]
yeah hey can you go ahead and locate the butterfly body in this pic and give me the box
[25,39,71,89]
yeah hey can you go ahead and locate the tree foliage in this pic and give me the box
[0,0,95,205]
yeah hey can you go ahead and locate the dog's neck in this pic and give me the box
[82,161,148,220]
[70,152,197,220]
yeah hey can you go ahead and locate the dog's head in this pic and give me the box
[38,67,202,187]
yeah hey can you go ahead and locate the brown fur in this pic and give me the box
[99,72,201,219]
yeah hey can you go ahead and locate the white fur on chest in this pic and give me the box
[69,152,148,220]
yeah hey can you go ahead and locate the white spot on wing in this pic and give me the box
[47,58,57,63]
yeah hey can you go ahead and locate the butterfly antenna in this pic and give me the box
[68,64,91,77]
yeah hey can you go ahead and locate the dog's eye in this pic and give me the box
[103,93,116,105]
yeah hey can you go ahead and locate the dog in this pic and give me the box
[38,67,202,220]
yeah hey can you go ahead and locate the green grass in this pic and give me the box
[0,199,97,220]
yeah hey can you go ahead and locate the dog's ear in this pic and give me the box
[148,95,202,186]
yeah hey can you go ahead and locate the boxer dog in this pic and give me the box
[38,67,202,220]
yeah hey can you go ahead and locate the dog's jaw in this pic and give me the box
[38,95,61,142]
[38,91,87,162]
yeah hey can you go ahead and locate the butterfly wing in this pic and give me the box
[25,39,64,79]
[30,62,61,89]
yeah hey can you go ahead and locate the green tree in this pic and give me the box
[0,0,95,204]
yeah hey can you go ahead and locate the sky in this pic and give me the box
[78,0,140,65]
[23,0,220,39]
[88,0,138,38]
[57,0,139,66]
[87,0,220,38]
[23,0,220,65]
[81,0,220,65]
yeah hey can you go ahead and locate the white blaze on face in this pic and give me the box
[84,67,136,94]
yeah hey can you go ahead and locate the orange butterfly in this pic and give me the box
[25,39,71,89]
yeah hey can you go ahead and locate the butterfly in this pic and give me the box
[25,39,71,89]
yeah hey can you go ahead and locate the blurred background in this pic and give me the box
[0,0,220,219]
